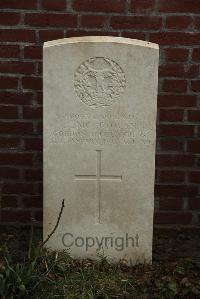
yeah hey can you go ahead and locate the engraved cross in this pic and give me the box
[75,150,122,224]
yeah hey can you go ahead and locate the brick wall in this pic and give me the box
[0,0,199,228]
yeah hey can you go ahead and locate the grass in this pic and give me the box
[0,232,200,299]
[0,203,199,298]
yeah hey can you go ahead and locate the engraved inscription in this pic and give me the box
[75,150,122,224]
[74,57,126,107]
[50,113,153,146]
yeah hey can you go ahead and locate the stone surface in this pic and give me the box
[43,36,159,264]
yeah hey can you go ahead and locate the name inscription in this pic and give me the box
[49,113,153,146]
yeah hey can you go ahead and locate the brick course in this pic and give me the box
[0,0,199,228]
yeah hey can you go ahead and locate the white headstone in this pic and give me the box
[43,36,159,264]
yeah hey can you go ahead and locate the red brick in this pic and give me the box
[0,167,19,179]
[3,183,34,195]
[159,171,185,183]
[158,0,200,13]
[192,48,200,61]
[188,110,200,122]
[0,0,199,228]
[73,0,126,13]
[166,16,191,29]
[187,140,200,153]
[22,77,42,91]
[121,32,146,40]
[36,92,43,105]
[0,62,34,75]
[0,77,18,89]
[24,138,43,151]
[81,15,105,28]
[23,106,42,119]
[36,182,42,193]
[198,156,200,167]
[35,155,43,168]
[0,45,20,59]
[24,169,42,181]
[24,46,42,59]
[1,210,31,223]
[150,32,200,46]
[130,0,155,13]
[155,212,193,225]
[36,121,43,134]
[162,79,187,93]
[159,64,199,78]
[158,124,194,137]
[42,0,66,10]
[0,122,33,135]
[189,171,200,183]
[0,92,33,105]
[159,139,183,151]
[25,13,77,27]
[0,153,32,166]
[156,154,194,167]
[37,182,43,194]
[158,95,197,107]
[159,109,183,122]
[34,211,43,222]
[0,29,35,42]
[155,185,198,197]
[196,214,200,224]
[23,196,42,208]
[0,106,18,119]
[110,16,162,30]
[188,198,200,210]
[191,80,200,92]
[0,12,20,25]
[159,198,183,210]
[36,181,42,191]
[39,30,64,42]
[1,196,17,208]
[0,0,37,9]
[0,137,19,149]
[37,62,43,75]
[194,17,200,29]
[67,30,119,38]
[164,48,189,62]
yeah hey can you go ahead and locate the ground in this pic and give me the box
[0,225,200,298]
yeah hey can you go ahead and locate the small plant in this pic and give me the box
[0,258,37,298]
[0,200,200,298]
[1,245,200,298]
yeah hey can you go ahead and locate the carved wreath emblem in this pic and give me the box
[74,57,126,107]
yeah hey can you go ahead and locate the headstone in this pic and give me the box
[43,36,159,264]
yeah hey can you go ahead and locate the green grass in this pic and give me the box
[1,237,200,299]
[0,205,199,299]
